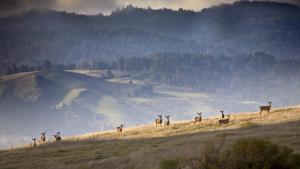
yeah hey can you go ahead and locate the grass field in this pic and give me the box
[0,107,299,169]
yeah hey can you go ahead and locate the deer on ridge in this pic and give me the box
[259,101,272,116]
[194,112,202,123]
[155,114,163,126]
[117,124,124,132]
[164,115,170,126]
[218,114,231,126]
[53,132,61,142]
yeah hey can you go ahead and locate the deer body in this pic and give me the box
[155,115,163,126]
[117,124,124,132]
[53,132,61,142]
[164,115,170,126]
[260,102,272,116]
[40,132,46,143]
[194,112,202,123]
[218,114,231,125]
[32,138,37,147]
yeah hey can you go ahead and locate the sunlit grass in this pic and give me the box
[0,107,299,169]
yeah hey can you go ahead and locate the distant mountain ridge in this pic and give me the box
[0,1,300,74]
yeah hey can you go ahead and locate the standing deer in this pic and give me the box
[32,138,37,147]
[155,114,163,126]
[164,115,170,126]
[40,132,46,143]
[117,124,124,132]
[260,101,272,116]
[194,112,202,123]
[220,110,225,119]
[218,114,231,126]
[53,132,61,142]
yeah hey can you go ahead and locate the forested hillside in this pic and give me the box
[112,52,300,106]
[0,1,300,75]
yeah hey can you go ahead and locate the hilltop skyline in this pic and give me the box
[1,0,299,16]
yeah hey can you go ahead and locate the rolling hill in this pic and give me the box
[0,107,299,169]
[0,70,260,148]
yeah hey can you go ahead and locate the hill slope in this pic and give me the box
[0,107,299,169]
[0,70,259,148]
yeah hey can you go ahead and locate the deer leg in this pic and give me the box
[260,110,262,116]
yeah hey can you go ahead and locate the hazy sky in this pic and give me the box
[0,0,299,16]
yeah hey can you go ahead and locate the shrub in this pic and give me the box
[199,138,300,169]
[160,159,180,169]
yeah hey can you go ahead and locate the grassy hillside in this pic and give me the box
[0,107,299,169]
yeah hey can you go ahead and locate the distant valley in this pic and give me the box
[0,70,259,148]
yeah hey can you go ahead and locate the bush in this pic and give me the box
[199,138,300,169]
[160,159,180,169]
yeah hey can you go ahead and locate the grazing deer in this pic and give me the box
[32,138,37,147]
[260,101,272,116]
[155,114,163,126]
[164,115,170,126]
[117,124,124,132]
[220,110,225,119]
[194,112,202,123]
[218,114,231,126]
[40,132,46,143]
[53,132,61,142]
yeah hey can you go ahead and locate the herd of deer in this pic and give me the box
[31,102,272,147]
[31,132,61,147]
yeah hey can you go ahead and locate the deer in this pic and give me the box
[117,124,124,132]
[40,132,46,143]
[164,115,170,126]
[53,132,61,142]
[32,138,37,147]
[155,114,163,126]
[260,101,272,116]
[220,110,225,119]
[218,114,231,126]
[194,112,202,123]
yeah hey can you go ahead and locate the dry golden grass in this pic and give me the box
[0,107,300,169]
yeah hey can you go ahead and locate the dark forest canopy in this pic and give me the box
[0,1,300,74]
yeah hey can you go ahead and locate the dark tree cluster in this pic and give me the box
[0,1,299,75]
[6,64,36,75]
[113,53,300,106]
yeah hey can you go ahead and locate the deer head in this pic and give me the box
[165,115,170,120]
[197,112,202,116]
[56,132,60,136]
[32,138,37,142]
[268,101,272,106]
[220,110,224,114]
[41,132,46,136]
[226,114,231,118]
[120,124,124,128]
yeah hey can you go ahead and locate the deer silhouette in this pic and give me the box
[218,114,231,126]
[260,101,272,116]
[164,115,170,126]
[32,138,37,147]
[194,112,202,123]
[40,132,46,143]
[117,124,124,132]
[220,110,225,119]
[155,114,163,126]
[53,132,61,142]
